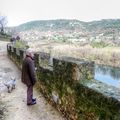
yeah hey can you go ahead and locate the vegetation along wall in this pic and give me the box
[7,43,120,120]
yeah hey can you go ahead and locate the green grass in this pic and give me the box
[90,41,108,48]
[14,41,28,49]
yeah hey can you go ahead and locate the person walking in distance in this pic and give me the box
[21,48,36,105]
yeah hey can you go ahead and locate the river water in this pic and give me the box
[95,64,120,88]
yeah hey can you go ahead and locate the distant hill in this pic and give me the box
[86,19,120,31]
[16,19,120,32]
[16,19,85,31]
[8,19,120,45]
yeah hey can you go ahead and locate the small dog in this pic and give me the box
[4,77,16,93]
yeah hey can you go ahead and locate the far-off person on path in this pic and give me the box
[21,48,36,105]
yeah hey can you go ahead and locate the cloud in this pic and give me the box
[0,0,120,26]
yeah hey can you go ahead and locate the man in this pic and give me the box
[21,48,36,105]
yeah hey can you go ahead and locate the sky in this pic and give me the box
[0,0,120,26]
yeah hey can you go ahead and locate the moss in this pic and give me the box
[14,41,26,49]
[7,45,120,120]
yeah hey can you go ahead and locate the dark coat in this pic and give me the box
[21,55,36,86]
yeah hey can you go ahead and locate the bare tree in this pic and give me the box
[0,15,7,33]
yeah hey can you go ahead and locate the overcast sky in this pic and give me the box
[0,0,120,26]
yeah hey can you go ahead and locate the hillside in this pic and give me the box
[7,19,120,45]
[16,19,85,31]
[86,19,120,31]
[16,19,120,32]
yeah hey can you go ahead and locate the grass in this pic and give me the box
[90,41,108,48]
[0,33,11,40]
[0,101,6,120]
[21,40,120,67]
[14,40,29,49]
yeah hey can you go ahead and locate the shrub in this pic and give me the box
[90,41,107,48]
[14,41,28,49]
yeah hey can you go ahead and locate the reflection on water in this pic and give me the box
[95,64,120,88]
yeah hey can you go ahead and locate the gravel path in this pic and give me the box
[0,41,65,120]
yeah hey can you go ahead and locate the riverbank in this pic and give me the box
[24,41,120,68]
[51,44,120,68]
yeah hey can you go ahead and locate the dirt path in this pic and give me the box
[0,41,65,120]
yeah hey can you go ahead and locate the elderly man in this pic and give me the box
[21,48,36,105]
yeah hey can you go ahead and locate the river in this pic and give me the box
[95,64,120,88]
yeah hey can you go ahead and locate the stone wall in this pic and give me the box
[7,44,120,120]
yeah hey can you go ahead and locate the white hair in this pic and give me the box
[26,48,34,56]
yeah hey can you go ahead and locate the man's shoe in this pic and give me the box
[27,101,36,105]
[32,98,36,102]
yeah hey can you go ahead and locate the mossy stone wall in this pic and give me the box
[7,44,120,120]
